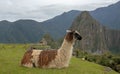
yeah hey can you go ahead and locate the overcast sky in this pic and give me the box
[0,0,119,22]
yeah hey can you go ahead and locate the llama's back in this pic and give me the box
[37,50,57,68]
[21,49,57,68]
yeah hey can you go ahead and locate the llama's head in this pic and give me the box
[65,30,82,42]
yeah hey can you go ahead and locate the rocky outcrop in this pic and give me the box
[70,11,120,54]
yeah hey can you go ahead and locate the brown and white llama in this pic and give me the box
[21,30,82,68]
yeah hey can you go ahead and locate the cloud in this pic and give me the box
[0,0,119,21]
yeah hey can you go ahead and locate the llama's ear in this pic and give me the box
[66,30,72,33]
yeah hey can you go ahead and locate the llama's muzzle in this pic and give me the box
[74,33,82,40]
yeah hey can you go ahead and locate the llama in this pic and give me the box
[21,30,82,68]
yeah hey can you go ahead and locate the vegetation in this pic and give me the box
[0,44,118,74]
[73,50,120,73]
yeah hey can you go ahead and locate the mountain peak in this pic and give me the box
[80,11,90,16]
[79,11,92,19]
[71,11,100,30]
[74,11,95,24]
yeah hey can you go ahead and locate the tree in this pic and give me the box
[42,33,57,49]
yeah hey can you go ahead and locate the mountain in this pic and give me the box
[0,1,120,44]
[0,20,12,43]
[0,20,44,43]
[70,11,120,54]
[91,1,120,30]
[70,11,108,54]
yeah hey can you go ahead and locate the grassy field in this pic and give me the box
[0,44,118,74]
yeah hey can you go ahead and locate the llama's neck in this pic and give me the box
[60,39,74,50]
[59,39,74,57]
[59,32,75,51]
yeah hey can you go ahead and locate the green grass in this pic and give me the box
[0,44,118,74]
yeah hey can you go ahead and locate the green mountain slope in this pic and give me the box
[0,44,118,74]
